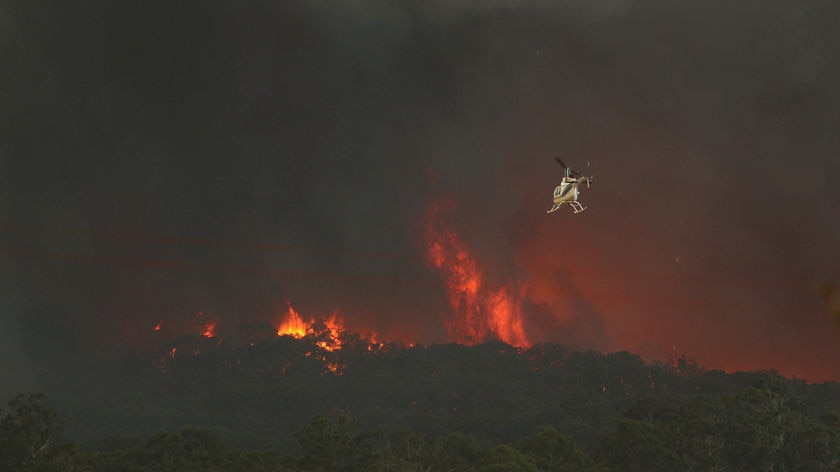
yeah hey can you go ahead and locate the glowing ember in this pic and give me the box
[426,197,530,347]
[367,331,385,352]
[201,321,217,338]
[153,322,161,332]
[315,313,344,351]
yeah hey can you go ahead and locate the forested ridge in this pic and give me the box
[4,327,840,470]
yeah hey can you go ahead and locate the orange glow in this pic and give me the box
[275,300,344,352]
[201,321,217,338]
[276,301,308,338]
[486,287,529,347]
[426,197,530,347]
[317,313,344,351]
[367,331,385,352]
[153,322,161,332]
[274,301,348,375]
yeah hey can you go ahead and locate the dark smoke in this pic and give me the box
[1,0,839,385]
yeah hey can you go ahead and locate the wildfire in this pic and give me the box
[276,301,308,338]
[201,321,217,338]
[367,331,385,352]
[194,311,218,338]
[426,197,530,347]
[276,300,344,351]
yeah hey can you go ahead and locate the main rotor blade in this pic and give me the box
[555,157,568,169]
[566,167,583,178]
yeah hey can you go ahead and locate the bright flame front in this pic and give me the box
[426,197,530,347]
[276,301,309,339]
[276,300,343,352]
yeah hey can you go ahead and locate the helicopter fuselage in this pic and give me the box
[552,177,580,204]
[547,176,589,214]
[547,158,592,214]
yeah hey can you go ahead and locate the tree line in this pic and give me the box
[4,378,840,471]
[6,329,840,470]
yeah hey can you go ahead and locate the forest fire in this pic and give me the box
[275,300,344,351]
[426,197,530,347]
[201,321,217,338]
[276,301,308,338]
[195,311,218,338]
[145,195,536,376]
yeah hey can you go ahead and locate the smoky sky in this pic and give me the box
[2,0,840,394]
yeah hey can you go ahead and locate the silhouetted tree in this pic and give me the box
[0,393,83,471]
[295,414,382,471]
[474,444,539,472]
[518,427,604,472]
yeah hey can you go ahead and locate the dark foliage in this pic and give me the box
[9,333,840,470]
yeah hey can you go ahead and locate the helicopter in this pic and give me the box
[546,158,593,214]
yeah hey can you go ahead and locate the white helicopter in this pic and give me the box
[547,158,593,214]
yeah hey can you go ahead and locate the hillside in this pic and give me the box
[32,327,840,453]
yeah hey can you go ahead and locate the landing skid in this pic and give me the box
[547,202,586,214]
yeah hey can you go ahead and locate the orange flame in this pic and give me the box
[426,197,530,347]
[486,287,529,347]
[276,301,308,338]
[276,300,344,351]
[201,321,217,338]
[317,313,344,351]
[367,331,385,352]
